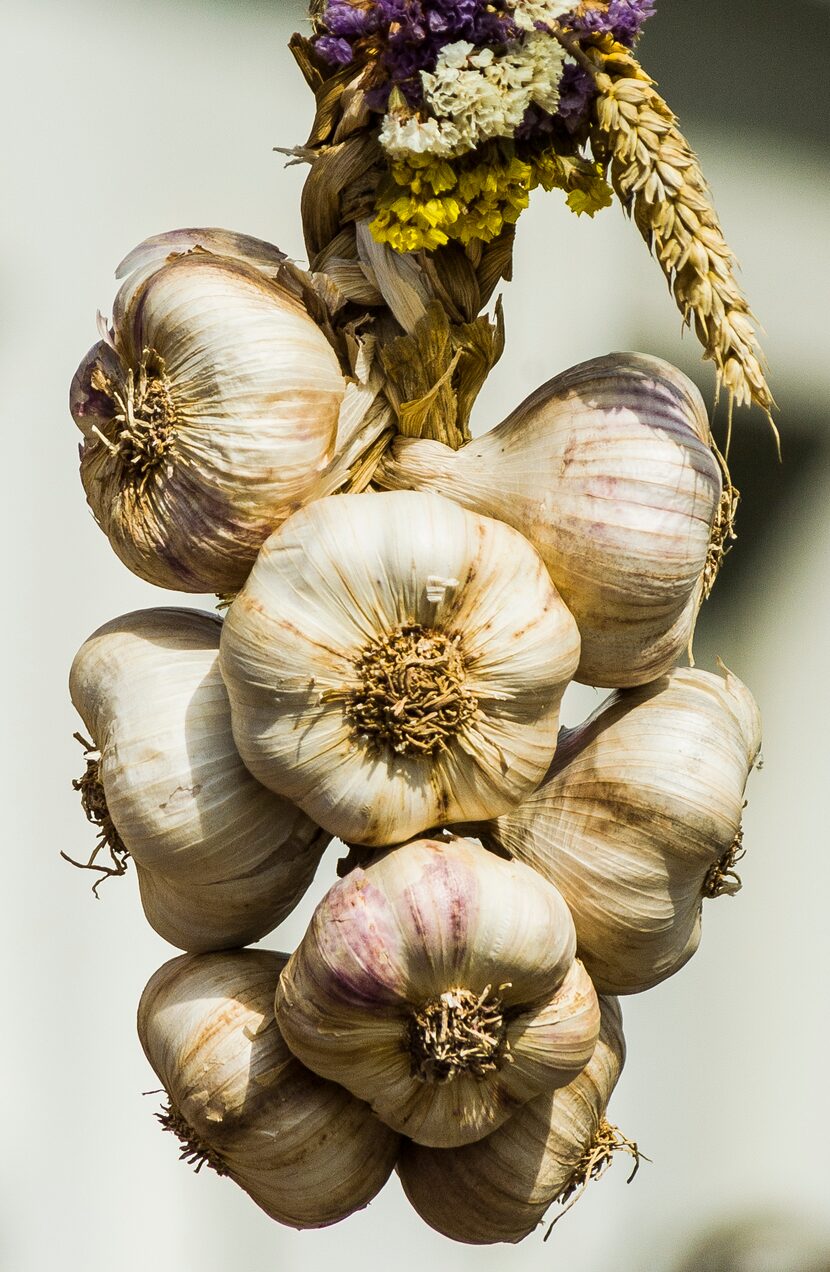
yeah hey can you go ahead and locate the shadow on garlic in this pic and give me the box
[138,949,400,1228]
[275,836,600,1148]
[68,608,328,951]
[71,228,345,594]
[220,489,581,846]
[376,352,722,688]
[398,997,634,1244]
[494,666,762,994]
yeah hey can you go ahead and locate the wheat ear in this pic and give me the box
[559,36,775,433]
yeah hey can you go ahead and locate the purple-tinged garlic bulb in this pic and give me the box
[70,228,345,593]
[275,836,600,1148]
[376,353,722,688]
[69,608,328,950]
[494,666,762,993]
[398,997,634,1244]
[219,490,581,847]
[138,949,399,1228]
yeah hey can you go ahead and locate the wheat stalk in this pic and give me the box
[558,35,775,434]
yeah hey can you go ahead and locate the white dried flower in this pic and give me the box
[419,33,567,154]
[510,0,574,34]
[378,112,462,158]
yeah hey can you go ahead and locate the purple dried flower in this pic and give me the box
[555,62,596,131]
[515,103,558,143]
[564,0,656,48]
[315,35,356,65]
[323,1,377,37]
[314,0,521,97]
[607,0,656,46]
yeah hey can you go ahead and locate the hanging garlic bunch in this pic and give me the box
[493,667,762,994]
[138,949,400,1228]
[69,608,328,950]
[220,490,581,846]
[275,836,600,1148]
[376,353,722,688]
[398,997,632,1244]
[70,228,345,594]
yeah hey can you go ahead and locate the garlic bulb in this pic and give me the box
[69,608,328,949]
[398,997,631,1244]
[275,836,600,1148]
[70,229,345,593]
[376,353,722,687]
[220,490,581,846]
[138,949,399,1228]
[494,667,762,994]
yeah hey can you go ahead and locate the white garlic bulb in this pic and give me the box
[494,667,762,994]
[220,490,581,847]
[70,229,346,593]
[138,949,400,1228]
[376,353,722,687]
[275,836,601,1148]
[69,608,328,950]
[398,997,632,1244]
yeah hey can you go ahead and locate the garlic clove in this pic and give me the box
[275,836,600,1148]
[72,247,345,593]
[134,830,328,954]
[220,490,581,847]
[115,226,288,289]
[494,666,762,994]
[375,352,722,688]
[398,996,632,1244]
[69,608,328,947]
[138,949,400,1228]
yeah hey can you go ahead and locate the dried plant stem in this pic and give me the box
[554,33,775,430]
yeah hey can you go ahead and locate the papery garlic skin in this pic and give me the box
[220,490,581,846]
[275,837,600,1148]
[376,353,722,688]
[494,667,762,994]
[70,609,327,950]
[398,997,626,1244]
[138,949,399,1228]
[71,233,345,593]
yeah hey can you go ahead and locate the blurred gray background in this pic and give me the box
[2,0,828,1268]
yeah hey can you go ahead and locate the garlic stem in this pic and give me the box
[407,985,510,1084]
[345,625,478,757]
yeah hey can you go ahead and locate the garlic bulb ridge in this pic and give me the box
[220,489,581,846]
[71,229,345,593]
[376,352,722,688]
[398,996,630,1244]
[494,666,762,994]
[69,608,328,950]
[138,949,400,1228]
[275,836,600,1148]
